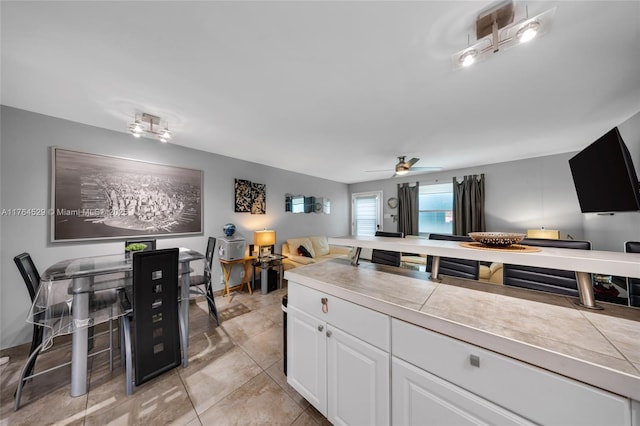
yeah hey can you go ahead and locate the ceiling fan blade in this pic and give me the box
[410,166,442,171]
[404,157,420,168]
[365,169,394,173]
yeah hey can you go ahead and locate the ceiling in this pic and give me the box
[2,1,639,184]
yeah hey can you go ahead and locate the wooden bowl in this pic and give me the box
[468,232,525,247]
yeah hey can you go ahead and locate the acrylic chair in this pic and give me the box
[13,252,117,410]
[187,237,219,324]
[120,248,182,395]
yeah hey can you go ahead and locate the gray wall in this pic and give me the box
[0,106,349,349]
[583,112,640,251]
[350,152,584,240]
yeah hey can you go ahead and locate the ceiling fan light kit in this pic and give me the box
[453,1,556,69]
[365,155,441,177]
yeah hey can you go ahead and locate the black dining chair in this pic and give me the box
[187,237,219,324]
[426,233,480,280]
[13,253,117,410]
[625,241,640,307]
[503,238,591,296]
[371,231,403,267]
[121,248,181,395]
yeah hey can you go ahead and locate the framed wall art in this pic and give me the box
[234,179,252,212]
[234,178,266,214]
[51,147,203,242]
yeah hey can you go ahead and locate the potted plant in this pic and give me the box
[125,243,148,260]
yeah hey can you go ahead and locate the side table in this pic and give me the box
[252,254,287,294]
[219,256,255,298]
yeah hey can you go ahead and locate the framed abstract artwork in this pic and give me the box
[234,179,252,212]
[51,147,203,242]
[234,178,266,214]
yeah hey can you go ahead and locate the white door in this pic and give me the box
[327,325,389,426]
[351,191,382,236]
[287,306,327,415]
[392,357,531,426]
[352,191,383,260]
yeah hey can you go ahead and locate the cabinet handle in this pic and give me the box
[321,297,328,314]
[470,354,480,368]
[326,330,332,338]
[318,325,324,332]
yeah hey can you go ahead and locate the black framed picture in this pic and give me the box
[234,179,252,212]
[51,147,203,242]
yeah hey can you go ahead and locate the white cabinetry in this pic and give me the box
[392,356,533,425]
[392,319,632,426]
[287,305,326,411]
[287,282,390,425]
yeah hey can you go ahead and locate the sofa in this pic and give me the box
[281,236,352,270]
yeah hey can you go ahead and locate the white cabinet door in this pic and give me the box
[392,357,533,426]
[287,305,327,415]
[327,325,390,426]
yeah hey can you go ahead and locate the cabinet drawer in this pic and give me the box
[392,356,533,426]
[392,319,631,426]
[288,281,389,351]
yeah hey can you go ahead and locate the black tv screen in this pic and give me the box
[569,127,640,213]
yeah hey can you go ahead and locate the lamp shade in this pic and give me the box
[526,229,560,239]
[254,229,276,247]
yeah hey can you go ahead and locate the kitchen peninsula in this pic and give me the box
[284,240,640,425]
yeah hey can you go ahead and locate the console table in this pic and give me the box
[219,256,254,298]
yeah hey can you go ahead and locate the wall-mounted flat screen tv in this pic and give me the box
[569,127,640,213]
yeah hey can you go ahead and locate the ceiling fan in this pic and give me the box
[367,156,441,177]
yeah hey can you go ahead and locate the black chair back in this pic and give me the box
[125,239,157,252]
[13,253,44,383]
[371,231,403,267]
[625,241,640,307]
[503,238,591,296]
[132,248,181,386]
[14,253,41,302]
[426,234,480,280]
[204,237,216,282]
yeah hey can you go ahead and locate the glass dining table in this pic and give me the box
[33,247,204,397]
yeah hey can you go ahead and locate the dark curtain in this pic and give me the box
[453,174,485,236]
[397,182,419,236]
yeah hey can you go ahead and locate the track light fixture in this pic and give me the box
[452,1,555,69]
[128,112,173,142]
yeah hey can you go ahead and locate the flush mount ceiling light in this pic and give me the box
[452,1,555,69]
[128,112,173,142]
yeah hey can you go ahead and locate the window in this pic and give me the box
[352,191,382,236]
[418,183,453,235]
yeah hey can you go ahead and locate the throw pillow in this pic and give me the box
[298,245,313,258]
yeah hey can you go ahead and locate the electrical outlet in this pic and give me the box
[219,275,224,284]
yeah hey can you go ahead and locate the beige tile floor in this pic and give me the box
[0,285,330,425]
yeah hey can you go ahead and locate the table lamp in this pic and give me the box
[254,229,276,257]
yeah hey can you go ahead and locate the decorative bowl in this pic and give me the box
[468,232,525,247]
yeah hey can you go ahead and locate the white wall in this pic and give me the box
[0,106,349,349]
[583,111,640,251]
[349,152,584,240]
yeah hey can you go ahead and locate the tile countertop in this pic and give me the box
[284,259,640,401]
